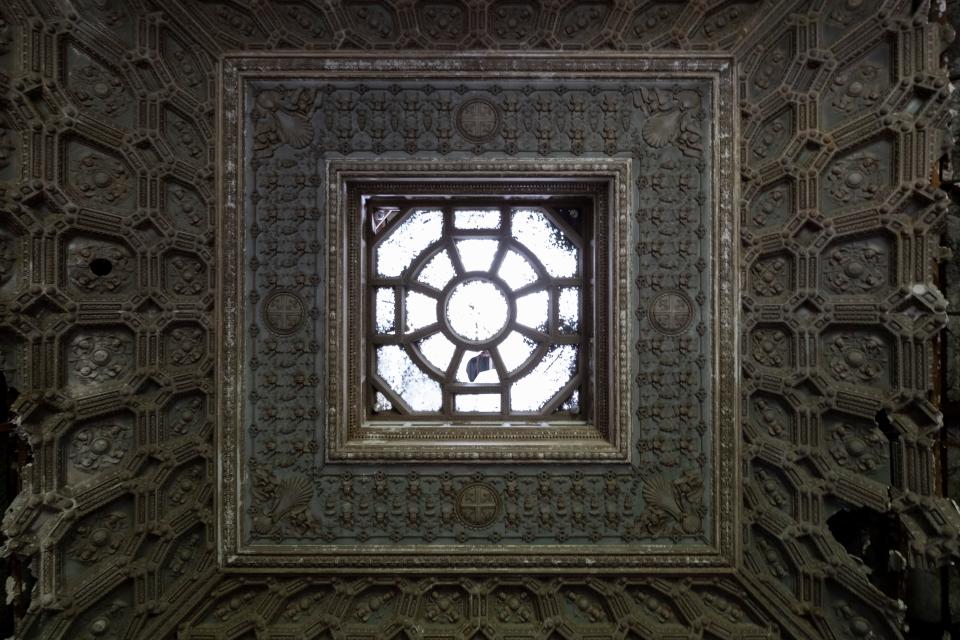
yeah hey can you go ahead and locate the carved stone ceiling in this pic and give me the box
[0,1,957,639]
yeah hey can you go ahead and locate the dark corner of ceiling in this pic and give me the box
[0,369,30,637]
[929,1,960,638]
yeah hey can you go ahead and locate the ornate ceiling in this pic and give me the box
[0,1,958,638]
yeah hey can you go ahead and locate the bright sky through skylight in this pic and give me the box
[373,206,580,414]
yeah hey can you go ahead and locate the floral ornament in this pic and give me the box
[421,5,463,40]
[169,327,204,365]
[167,465,204,505]
[753,398,788,437]
[354,590,396,622]
[424,590,462,623]
[752,115,788,160]
[829,63,883,114]
[755,537,789,579]
[493,4,535,40]
[834,601,877,639]
[751,257,789,297]
[752,46,789,92]
[69,423,130,473]
[169,397,204,435]
[634,590,675,623]
[74,153,130,207]
[829,421,888,473]
[826,333,887,383]
[566,590,607,623]
[631,5,681,41]
[71,63,130,118]
[560,4,606,39]
[167,533,200,577]
[69,243,132,293]
[751,186,788,227]
[826,151,883,206]
[754,469,789,510]
[496,591,534,623]
[70,334,130,384]
[67,511,128,563]
[751,328,789,367]
[702,593,745,624]
[169,255,205,295]
[78,599,128,640]
[823,243,885,293]
[168,185,206,228]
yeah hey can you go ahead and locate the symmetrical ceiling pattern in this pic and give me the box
[0,0,957,638]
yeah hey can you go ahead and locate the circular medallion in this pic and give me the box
[455,482,501,528]
[263,290,305,335]
[648,290,693,335]
[444,278,510,343]
[456,99,501,142]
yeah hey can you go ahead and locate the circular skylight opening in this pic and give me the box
[444,279,510,343]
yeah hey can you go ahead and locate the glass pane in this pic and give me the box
[560,390,579,412]
[558,287,579,332]
[511,208,577,278]
[405,290,436,333]
[456,239,499,272]
[376,208,442,277]
[498,249,538,290]
[510,344,577,411]
[418,332,456,372]
[515,290,548,332]
[376,345,442,412]
[375,287,395,333]
[446,280,509,341]
[455,208,500,229]
[418,249,456,290]
[497,331,537,373]
[455,394,501,412]
[374,392,393,413]
[456,350,500,383]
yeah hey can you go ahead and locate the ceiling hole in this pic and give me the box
[89,258,113,276]
[826,505,904,598]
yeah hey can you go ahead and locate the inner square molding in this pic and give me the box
[218,54,738,569]
[332,165,627,461]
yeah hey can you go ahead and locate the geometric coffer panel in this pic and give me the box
[0,1,956,639]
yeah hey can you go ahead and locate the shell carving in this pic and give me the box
[641,473,683,520]
[273,475,314,518]
[641,109,682,148]
[255,89,316,149]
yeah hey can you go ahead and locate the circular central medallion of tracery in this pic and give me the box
[443,277,511,343]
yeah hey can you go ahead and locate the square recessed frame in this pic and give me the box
[330,163,630,461]
[218,53,738,570]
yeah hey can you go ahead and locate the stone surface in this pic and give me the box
[0,1,955,639]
